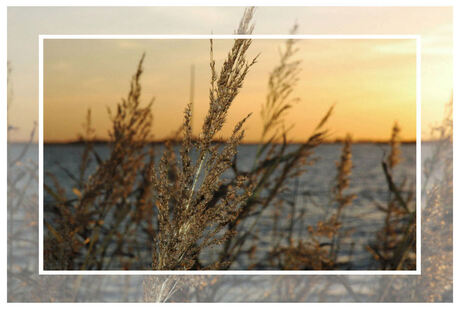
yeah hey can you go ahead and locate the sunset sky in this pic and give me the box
[43,38,417,142]
[7,7,452,142]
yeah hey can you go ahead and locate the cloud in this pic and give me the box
[373,22,452,56]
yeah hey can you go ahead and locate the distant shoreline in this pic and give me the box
[11,139,420,146]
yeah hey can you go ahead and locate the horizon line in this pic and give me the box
[12,138,419,145]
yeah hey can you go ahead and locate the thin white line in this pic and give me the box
[39,34,420,40]
[39,34,422,276]
[38,37,44,273]
[40,270,420,276]
[416,36,422,274]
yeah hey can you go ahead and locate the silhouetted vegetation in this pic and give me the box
[9,7,452,304]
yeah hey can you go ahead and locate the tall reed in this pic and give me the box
[367,122,416,270]
[150,7,256,270]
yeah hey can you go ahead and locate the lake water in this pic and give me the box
[41,143,416,270]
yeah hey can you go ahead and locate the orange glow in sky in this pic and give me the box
[7,7,452,143]
[44,38,418,143]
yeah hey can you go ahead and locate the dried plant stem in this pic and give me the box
[185,153,207,212]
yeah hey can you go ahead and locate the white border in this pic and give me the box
[38,34,422,275]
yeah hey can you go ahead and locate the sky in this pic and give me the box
[43,38,417,142]
[7,6,452,142]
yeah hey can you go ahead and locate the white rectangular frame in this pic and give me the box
[38,34,421,275]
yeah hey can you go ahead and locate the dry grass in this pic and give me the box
[44,54,156,270]
[40,7,417,278]
[150,8,256,270]
[6,7,452,303]
[269,134,355,270]
[367,122,416,270]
